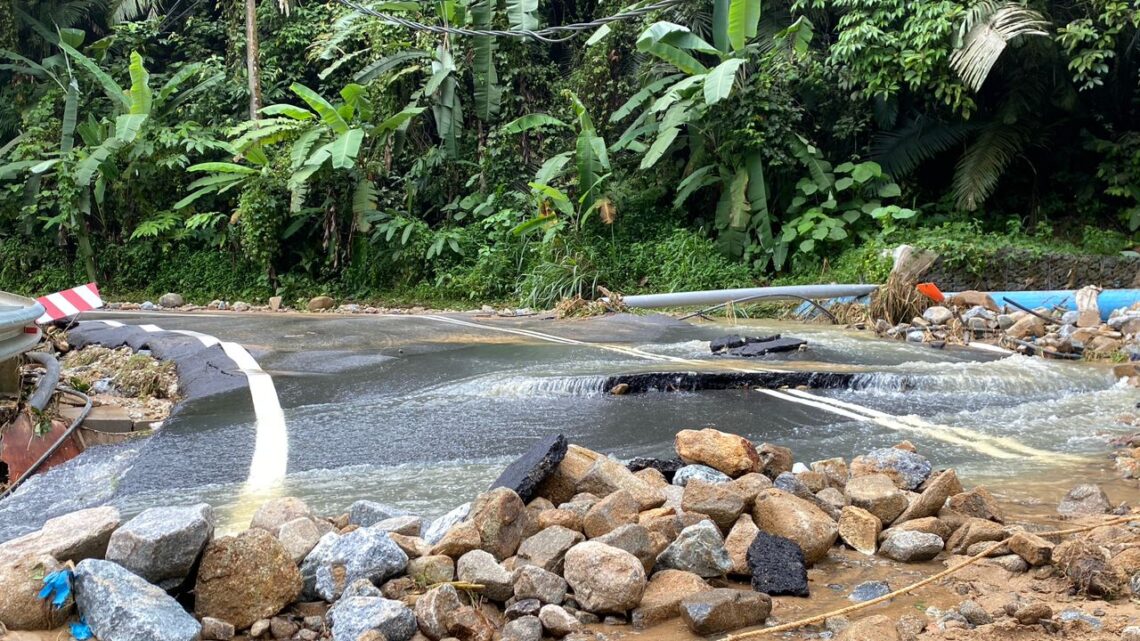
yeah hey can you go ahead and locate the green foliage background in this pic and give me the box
[0,0,1137,307]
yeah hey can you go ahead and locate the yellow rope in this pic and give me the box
[725,513,1139,641]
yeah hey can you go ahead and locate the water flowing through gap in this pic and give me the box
[0,313,1132,540]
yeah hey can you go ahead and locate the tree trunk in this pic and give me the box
[245,0,262,120]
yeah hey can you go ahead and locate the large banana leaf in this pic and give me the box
[75,137,124,186]
[535,152,572,184]
[328,129,365,170]
[114,114,147,142]
[128,52,152,115]
[377,106,426,132]
[353,178,379,231]
[60,77,79,153]
[745,152,769,225]
[728,0,762,51]
[290,83,350,134]
[354,50,430,83]
[640,126,681,170]
[673,164,718,208]
[58,40,129,112]
[637,40,708,76]
[187,162,260,174]
[471,1,500,121]
[703,58,746,105]
[716,166,750,231]
[260,104,316,120]
[506,0,538,31]
[712,0,731,52]
[610,74,683,122]
[502,114,569,134]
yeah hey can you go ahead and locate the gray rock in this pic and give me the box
[997,314,1015,330]
[1058,608,1101,628]
[906,330,925,343]
[517,525,584,574]
[594,524,655,574]
[514,565,568,604]
[349,500,405,528]
[158,293,184,308]
[489,434,568,503]
[854,448,932,491]
[300,532,340,599]
[849,581,890,602]
[959,600,992,626]
[141,301,156,310]
[1061,311,1080,326]
[200,617,234,640]
[278,517,323,564]
[0,506,120,563]
[313,527,409,601]
[423,503,471,545]
[372,515,424,537]
[457,549,514,601]
[74,559,201,641]
[1057,484,1111,516]
[105,503,215,589]
[502,615,544,641]
[990,554,1029,573]
[923,306,953,325]
[328,596,416,641]
[879,531,944,562]
[414,584,461,640]
[961,306,995,322]
[655,520,733,578]
[679,588,771,635]
[539,604,582,637]
[672,465,731,487]
[231,301,250,312]
[251,497,313,536]
[506,598,542,620]
[774,472,810,495]
[1122,626,1140,641]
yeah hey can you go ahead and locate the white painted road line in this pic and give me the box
[102,321,289,488]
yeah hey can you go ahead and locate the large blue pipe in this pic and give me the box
[971,290,1140,321]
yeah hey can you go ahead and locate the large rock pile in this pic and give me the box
[0,430,1119,641]
[873,289,1140,369]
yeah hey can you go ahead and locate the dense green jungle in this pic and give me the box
[1,0,1138,307]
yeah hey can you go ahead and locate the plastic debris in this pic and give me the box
[38,569,73,609]
[70,616,93,640]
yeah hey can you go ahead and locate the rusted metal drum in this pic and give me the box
[0,411,83,481]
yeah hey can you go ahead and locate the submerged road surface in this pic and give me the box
[0,311,1131,539]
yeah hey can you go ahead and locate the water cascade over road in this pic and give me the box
[0,312,1129,540]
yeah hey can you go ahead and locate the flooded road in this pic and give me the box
[0,311,1134,540]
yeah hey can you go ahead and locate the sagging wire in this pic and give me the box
[331,0,688,43]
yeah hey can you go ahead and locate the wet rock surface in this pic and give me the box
[105,503,215,589]
[75,559,202,641]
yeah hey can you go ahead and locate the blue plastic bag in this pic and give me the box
[70,616,93,640]
[37,570,72,609]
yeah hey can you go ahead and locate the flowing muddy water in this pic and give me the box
[0,313,1135,540]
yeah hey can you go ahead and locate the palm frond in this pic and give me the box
[109,0,160,23]
[871,116,977,177]
[950,3,1049,92]
[952,124,1024,211]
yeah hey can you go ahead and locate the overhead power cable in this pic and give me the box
[331,0,686,43]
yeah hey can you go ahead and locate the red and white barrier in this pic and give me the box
[36,283,104,324]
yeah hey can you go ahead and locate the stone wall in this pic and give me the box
[921,250,1140,291]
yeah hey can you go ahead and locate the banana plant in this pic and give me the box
[0,32,221,280]
[176,81,423,228]
[501,91,614,240]
[610,0,821,267]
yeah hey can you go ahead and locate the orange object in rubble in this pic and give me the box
[915,282,945,303]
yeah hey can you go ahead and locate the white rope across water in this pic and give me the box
[417,314,1075,462]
